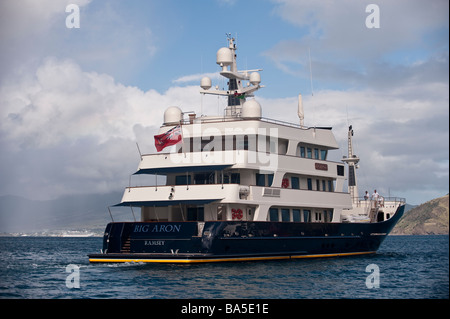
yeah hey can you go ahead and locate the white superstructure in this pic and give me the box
[115,36,400,226]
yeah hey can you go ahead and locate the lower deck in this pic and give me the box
[89,204,404,263]
[139,203,336,223]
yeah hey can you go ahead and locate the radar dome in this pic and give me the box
[249,72,261,86]
[200,77,212,90]
[216,47,233,66]
[241,99,262,119]
[164,106,182,125]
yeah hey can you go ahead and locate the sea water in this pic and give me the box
[0,235,448,299]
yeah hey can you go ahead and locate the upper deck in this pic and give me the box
[136,117,344,183]
[157,116,338,150]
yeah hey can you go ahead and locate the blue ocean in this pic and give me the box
[0,235,448,299]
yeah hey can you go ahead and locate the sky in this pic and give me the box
[0,0,448,205]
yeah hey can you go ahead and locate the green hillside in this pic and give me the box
[392,194,449,235]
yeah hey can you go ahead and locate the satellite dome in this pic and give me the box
[164,106,182,125]
[200,77,212,90]
[249,72,261,86]
[241,99,262,119]
[216,47,233,66]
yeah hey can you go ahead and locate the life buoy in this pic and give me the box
[232,208,243,220]
[281,178,289,188]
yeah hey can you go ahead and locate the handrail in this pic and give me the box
[123,183,350,196]
[352,196,406,207]
[139,149,344,167]
[167,115,327,130]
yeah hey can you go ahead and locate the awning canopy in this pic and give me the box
[133,164,233,175]
[112,199,221,207]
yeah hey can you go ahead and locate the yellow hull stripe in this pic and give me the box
[291,251,375,259]
[89,251,376,264]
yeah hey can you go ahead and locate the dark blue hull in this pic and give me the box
[88,205,404,263]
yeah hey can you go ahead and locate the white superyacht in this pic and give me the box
[89,36,405,263]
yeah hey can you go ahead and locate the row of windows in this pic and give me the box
[289,176,334,192]
[175,172,240,185]
[177,136,276,153]
[269,208,333,223]
[173,171,334,192]
[297,145,327,160]
[176,135,328,160]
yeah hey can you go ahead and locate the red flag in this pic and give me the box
[154,125,182,152]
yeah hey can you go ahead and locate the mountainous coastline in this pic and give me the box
[392,194,449,235]
[1,193,448,236]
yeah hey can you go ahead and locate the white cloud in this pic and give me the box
[0,0,91,39]
[0,58,202,199]
[173,72,220,84]
[266,0,449,84]
[0,0,92,81]
[0,0,158,87]
[271,0,448,52]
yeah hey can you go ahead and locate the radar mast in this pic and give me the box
[342,125,360,203]
[200,35,263,117]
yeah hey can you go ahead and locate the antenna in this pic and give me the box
[298,93,304,127]
[136,142,142,160]
[346,105,350,127]
[308,47,314,96]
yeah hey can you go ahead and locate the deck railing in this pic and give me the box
[352,196,406,208]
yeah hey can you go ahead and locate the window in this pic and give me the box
[337,165,345,176]
[269,208,279,221]
[256,173,274,187]
[230,173,240,184]
[175,175,191,185]
[300,146,305,158]
[220,174,230,184]
[256,173,265,186]
[267,174,274,186]
[316,180,320,191]
[201,136,214,152]
[328,180,333,192]
[219,172,240,184]
[281,209,290,222]
[293,209,301,222]
[198,208,205,221]
[194,172,215,184]
[321,149,327,160]
[322,180,326,192]
[236,135,249,150]
[187,207,204,221]
[315,212,322,221]
[291,177,300,189]
[307,148,312,159]
[222,135,234,151]
[303,209,311,222]
[307,178,312,190]
[314,148,319,159]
